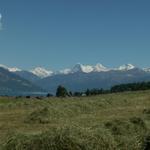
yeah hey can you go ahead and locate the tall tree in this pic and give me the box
[56,85,68,97]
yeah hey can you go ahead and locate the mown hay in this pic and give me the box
[25,107,50,124]
[3,126,117,150]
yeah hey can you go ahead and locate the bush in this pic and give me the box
[26,96,30,99]
[47,93,53,97]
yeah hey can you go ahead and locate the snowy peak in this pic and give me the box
[0,64,9,70]
[69,63,109,74]
[93,63,109,72]
[72,63,94,73]
[58,68,72,75]
[0,64,21,72]
[143,68,150,72]
[80,64,94,73]
[118,64,135,71]
[0,63,148,78]
[9,67,21,72]
[71,63,82,73]
[30,67,53,78]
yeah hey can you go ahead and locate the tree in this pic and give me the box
[69,91,73,97]
[74,92,83,97]
[85,89,90,96]
[47,93,53,97]
[56,85,68,97]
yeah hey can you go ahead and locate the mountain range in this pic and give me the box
[0,67,45,96]
[1,63,150,95]
[2,63,146,78]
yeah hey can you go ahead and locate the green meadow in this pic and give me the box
[0,91,150,150]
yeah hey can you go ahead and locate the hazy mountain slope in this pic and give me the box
[0,67,45,95]
[37,68,150,93]
[1,63,150,95]
[15,71,41,83]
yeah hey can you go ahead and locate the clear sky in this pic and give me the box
[0,0,150,70]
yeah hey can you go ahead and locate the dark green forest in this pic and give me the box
[56,81,150,97]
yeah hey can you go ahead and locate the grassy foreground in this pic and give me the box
[0,91,150,150]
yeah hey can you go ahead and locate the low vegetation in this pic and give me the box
[24,107,50,124]
[0,90,150,149]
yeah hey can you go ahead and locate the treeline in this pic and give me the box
[54,81,150,97]
[111,82,150,92]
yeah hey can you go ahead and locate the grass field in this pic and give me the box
[0,91,150,149]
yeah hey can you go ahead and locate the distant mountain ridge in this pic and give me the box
[2,63,149,78]
[1,63,150,95]
[0,63,149,77]
[15,70,41,83]
[37,67,150,93]
[0,67,45,96]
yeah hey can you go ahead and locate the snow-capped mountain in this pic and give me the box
[143,68,150,72]
[0,64,21,72]
[58,63,109,75]
[0,63,150,95]
[0,67,44,96]
[93,63,110,72]
[37,64,150,93]
[118,64,136,71]
[0,63,149,79]
[30,67,53,78]
[15,70,41,83]
[57,68,72,75]
[71,63,94,73]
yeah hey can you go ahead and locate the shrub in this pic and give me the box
[26,96,30,99]
[47,93,53,97]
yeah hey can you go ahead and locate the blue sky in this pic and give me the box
[0,0,150,70]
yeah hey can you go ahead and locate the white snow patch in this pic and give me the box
[30,67,53,78]
[143,68,150,72]
[93,63,110,72]
[58,68,72,75]
[59,63,110,74]
[117,64,135,71]
[0,64,21,72]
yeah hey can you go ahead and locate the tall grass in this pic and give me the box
[0,91,150,149]
[3,126,117,150]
